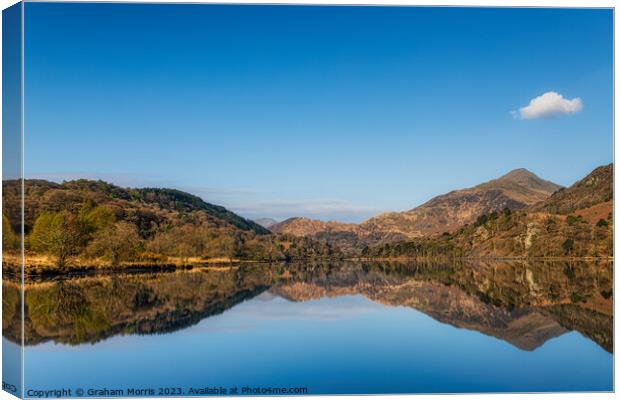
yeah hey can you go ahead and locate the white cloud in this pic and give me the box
[513,91,583,119]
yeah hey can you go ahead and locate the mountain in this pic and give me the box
[271,217,359,236]
[254,218,279,229]
[362,168,562,238]
[270,217,412,254]
[270,217,369,254]
[498,168,563,195]
[366,164,613,259]
[271,168,562,253]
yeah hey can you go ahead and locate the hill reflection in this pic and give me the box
[3,261,612,352]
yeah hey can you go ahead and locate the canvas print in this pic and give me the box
[1,3,614,397]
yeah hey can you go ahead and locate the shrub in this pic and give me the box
[562,238,574,255]
[596,219,609,227]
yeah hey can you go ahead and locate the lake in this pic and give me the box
[3,260,614,396]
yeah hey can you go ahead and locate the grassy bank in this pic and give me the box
[3,251,614,278]
[3,252,273,276]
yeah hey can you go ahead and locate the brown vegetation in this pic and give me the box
[364,165,613,259]
[1,164,613,271]
[2,179,341,273]
[270,168,564,253]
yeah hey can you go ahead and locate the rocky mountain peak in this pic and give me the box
[496,168,563,193]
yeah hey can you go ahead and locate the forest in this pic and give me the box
[362,208,613,259]
[2,179,341,273]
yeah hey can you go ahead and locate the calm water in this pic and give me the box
[3,261,614,395]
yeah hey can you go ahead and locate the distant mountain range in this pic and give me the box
[270,168,566,253]
[8,164,611,265]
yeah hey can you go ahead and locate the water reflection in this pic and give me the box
[4,261,612,353]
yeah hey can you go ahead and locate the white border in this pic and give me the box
[0,1,616,400]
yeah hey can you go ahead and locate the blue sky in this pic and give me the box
[24,4,613,222]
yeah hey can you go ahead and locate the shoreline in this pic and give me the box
[2,254,613,280]
[351,256,615,262]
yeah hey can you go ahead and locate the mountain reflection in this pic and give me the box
[3,261,612,353]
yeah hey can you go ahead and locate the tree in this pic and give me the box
[218,235,239,262]
[596,219,609,227]
[174,242,194,265]
[562,238,574,255]
[86,221,141,266]
[29,211,86,268]
[3,214,19,252]
[145,224,211,263]
[78,201,116,236]
[475,214,488,227]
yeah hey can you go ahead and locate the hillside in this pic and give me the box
[271,217,360,236]
[2,179,268,235]
[2,164,610,267]
[271,168,562,254]
[362,168,562,238]
[270,217,375,254]
[532,163,612,215]
[365,164,613,259]
[2,179,341,271]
